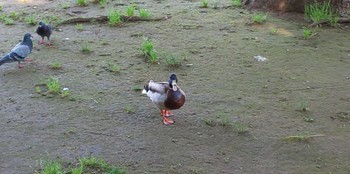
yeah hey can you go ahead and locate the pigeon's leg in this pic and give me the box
[38,37,44,44]
[47,37,51,46]
[161,110,174,125]
[18,61,24,68]
[164,110,174,117]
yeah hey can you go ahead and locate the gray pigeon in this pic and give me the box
[0,33,33,68]
[36,21,52,45]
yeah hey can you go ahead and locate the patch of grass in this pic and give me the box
[99,0,108,8]
[124,104,136,114]
[133,85,143,91]
[164,53,182,67]
[303,27,315,39]
[60,88,70,98]
[62,3,70,9]
[25,14,37,25]
[49,61,63,70]
[270,28,277,34]
[46,77,61,94]
[0,13,6,21]
[4,17,14,25]
[139,8,151,19]
[231,0,241,7]
[304,0,338,24]
[9,11,19,20]
[81,42,92,53]
[75,23,84,31]
[252,12,267,23]
[141,38,158,63]
[106,62,120,73]
[0,5,2,11]
[76,0,88,7]
[38,157,125,174]
[297,98,309,111]
[204,113,248,133]
[201,0,209,8]
[41,161,63,174]
[284,133,325,142]
[126,4,135,17]
[108,9,122,26]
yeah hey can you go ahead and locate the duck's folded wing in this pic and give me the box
[148,81,169,94]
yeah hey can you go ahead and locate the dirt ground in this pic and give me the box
[1,0,350,173]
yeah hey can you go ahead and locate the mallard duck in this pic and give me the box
[142,73,186,125]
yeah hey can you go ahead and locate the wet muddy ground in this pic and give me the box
[0,0,350,173]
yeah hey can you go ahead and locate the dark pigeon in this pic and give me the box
[36,21,52,45]
[0,33,33,68]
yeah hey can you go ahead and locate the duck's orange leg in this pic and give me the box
[164,110,174,117]
[160,110,174,125]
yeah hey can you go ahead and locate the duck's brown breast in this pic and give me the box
[164,89,185,110]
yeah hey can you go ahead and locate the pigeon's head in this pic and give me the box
[23,33,33,42]
[38,21,44,27]
[168,73,178,88]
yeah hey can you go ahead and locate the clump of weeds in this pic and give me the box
[141,38,158,63]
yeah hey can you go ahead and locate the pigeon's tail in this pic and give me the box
[0,54,13,66]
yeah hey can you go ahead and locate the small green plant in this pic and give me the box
[304,0,335,23]
[126,4,135,16]
[46,77,61,94]
[99,0,108,8]
[71,166,83,174]
[9,11,18,20]
[4,17,14,25]
[203,118,217,127]
[106,62,120,73]
[303,27,314,39]
[49,61,63,70]
[232,121,248,134]
[76,0,88,7]
[252,13,267,23]
[75,23,84,31]
[0,13,6,21]
[60,88,70,98]
[297,97,309,111]
[25,14,37,25]
[231,0,241,7]
[201,0,209,8]
[270,28,277,34]
[141,38,158,63]
[164,53,182,67]
[124,104,136,114]
[108,9,122,26]
[139,8,151,19]
[133,85,143,91]
[41,161,63,174]
[62,3,70,9]
[0,5,3,11]
[35,86,42,94]
[81,42,92,53]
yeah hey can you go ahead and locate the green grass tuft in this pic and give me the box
[4,17,14,25]
[139,8,151,19]
[297,97,309,111]
[76,0,88,7]
[201,0,209,8]
[75,23,84,31]
[164,53,182,67]
[81,42,92,53]
[46,77,61,94]
[99,0,108,8]
[231,0,241,7]
[304,0,338,24]
[25,14,37,25]
[141,38,158,63]
[108,9,122,26]
[49,61,63,70]
[41,161,63,174]
[126,4,135,16]
[106,62,120,73]
[252,12,267,23]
